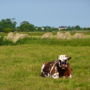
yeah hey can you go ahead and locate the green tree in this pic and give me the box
[74,25,81,30]
[18,21,35,32]
[0,18,16,32]
[43,26,52,32]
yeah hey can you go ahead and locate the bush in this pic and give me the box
[0,36,13,45]
[3,28,13,33]
[0,36,3,45]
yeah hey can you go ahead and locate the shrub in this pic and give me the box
[0,36,13,45]
[0,36,3,45]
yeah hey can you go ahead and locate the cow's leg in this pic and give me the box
[52,72,59,79]
[69,74,72,78]
[64,67,72,78]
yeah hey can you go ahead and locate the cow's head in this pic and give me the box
[58,55,71,69]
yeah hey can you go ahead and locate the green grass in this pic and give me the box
[0,37,90,90]
[16,38,90,46]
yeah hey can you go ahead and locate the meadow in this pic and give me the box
[0,32,90,90]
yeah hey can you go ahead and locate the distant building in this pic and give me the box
[58,26,67,30]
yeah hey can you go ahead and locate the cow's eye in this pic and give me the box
[61,61,67,64]
[65,60,67,62]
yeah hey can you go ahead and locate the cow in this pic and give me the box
[40,55,72,79]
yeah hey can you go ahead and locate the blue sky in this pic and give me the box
[0,0,90,27]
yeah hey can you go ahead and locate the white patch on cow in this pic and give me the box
[69,74,72,78]
[52,73,59,79]
[58,55,68,61]
[41,64,45,72]
[48,73,50,77]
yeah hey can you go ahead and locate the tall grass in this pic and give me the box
[1,31,90,46]
[1,36,90,46]
[16,37,90,46]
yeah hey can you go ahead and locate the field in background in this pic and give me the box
[0,32,90,90]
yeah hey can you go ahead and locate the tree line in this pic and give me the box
[0,18,90,33]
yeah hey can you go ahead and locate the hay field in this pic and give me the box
[0,32,90,90]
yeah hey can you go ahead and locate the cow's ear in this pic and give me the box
[68,57,71,60]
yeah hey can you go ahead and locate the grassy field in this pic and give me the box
[0,34,90,90]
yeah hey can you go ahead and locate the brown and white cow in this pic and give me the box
[40,55,72,79]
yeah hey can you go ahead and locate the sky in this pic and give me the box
[0,0,90,27]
